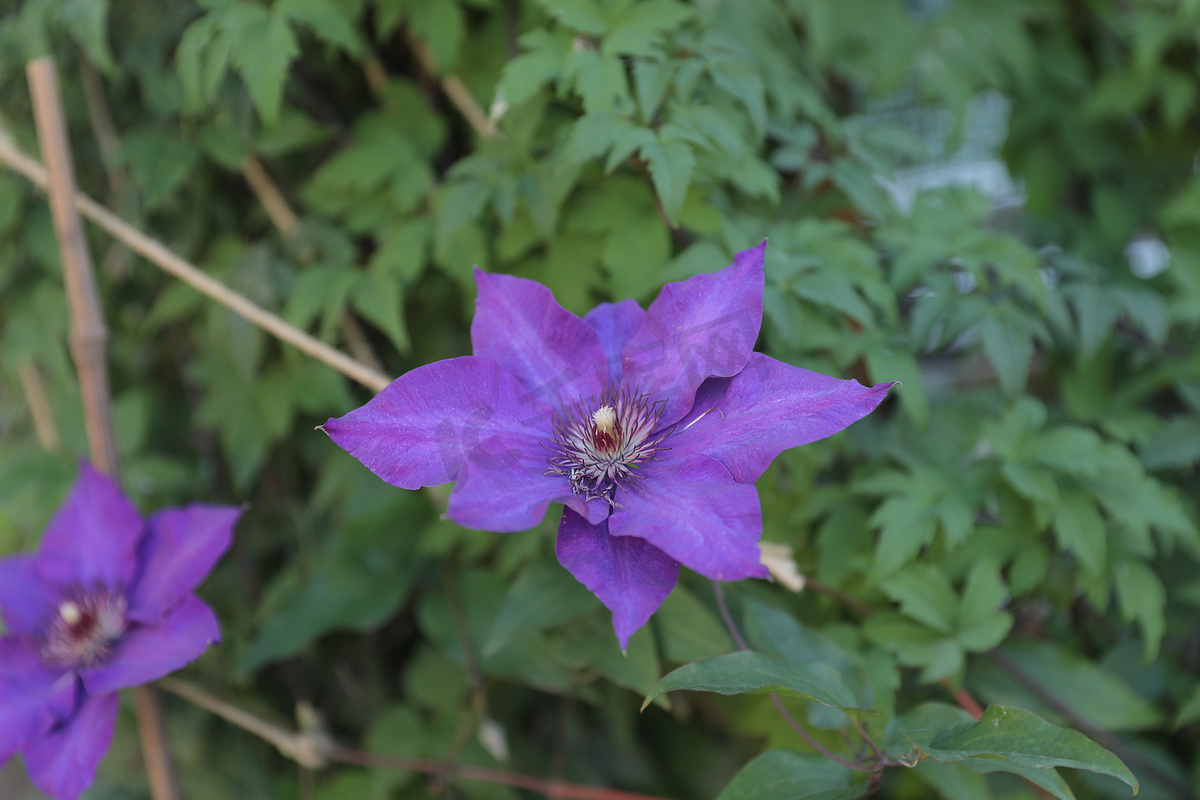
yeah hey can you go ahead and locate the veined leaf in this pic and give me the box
[642,650,876,717]
[923,706,1138,795]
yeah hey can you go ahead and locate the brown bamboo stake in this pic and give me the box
[0,125,393,394]
[27,55,182,800]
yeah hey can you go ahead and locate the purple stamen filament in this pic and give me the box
[547,388,670,504]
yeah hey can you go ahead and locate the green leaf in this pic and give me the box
[496,30,571,106]
[352,264,410,354]
[716,752,858,800]
[275,0,362,55]
[237,496,431,674]
[980,306,1033,395]
[1113,559,1166,662]
[1174,684,1200,729]
[233,8,299,125]
[1053,487,1107,574]
[881,565,957,635]
[540,0,609,35]
[922,706,1138,794]
[652,585,733,663]
[61,0,116,72]
[870,496,938,578]
[604,0,693,57]
[956,561,1014,653]
[640,135,694,225]
[118,130,200,210]
[408,0,465,71]
[974,642,1163,731]
[642,650,874,717]
[708,59,767,136]
[632,59,672,122]
[483,559,599,657]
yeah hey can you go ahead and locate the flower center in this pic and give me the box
[40,587,128,669]
[548,389,669,503]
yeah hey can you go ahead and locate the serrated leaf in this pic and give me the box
[881,565,957,635]
[641,135,694,225]
[1113,559,1165,662]
[980,307,1033,395]
[922,706,1138,794]
[370,218,431,283]
[118,131,200,210]
[1053,487,1107,574]
[956,561,1013,653]
[496,30,571,106]
[709,59,767,136]
[237,497,430,674]
[871,496,938,578]
[62,0,116,72]
[632,59,672,122]
[604,0,693,56]
[176,13,218,106]
[715,751,857,800]
[275,0,362,55]
[352,265,409,354]
[642,650,875,717]
[540,0,609,35]
[233,9,299,125]
[408,0,465,71]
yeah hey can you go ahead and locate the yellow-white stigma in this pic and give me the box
[592,405,618,437]
[59,600,83,626]
[41,590,128,669]
[548,390,670,504]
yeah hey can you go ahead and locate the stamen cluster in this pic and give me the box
[548,388,669,503]
[40,586,128,669]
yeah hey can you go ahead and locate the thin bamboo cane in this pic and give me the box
[0,124,393,394]
[27,55,182,800]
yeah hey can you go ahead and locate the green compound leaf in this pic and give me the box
[716,751,858,800]
[641,134,694,226]
[922,706,1139,795]
[642,650,876,717]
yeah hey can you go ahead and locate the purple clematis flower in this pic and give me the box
[323,243,894,649]
[0,463,240,800]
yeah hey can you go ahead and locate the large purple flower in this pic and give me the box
[0,463,240,800]
[323,243,894,648]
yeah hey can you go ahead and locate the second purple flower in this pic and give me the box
[323,243,894,648]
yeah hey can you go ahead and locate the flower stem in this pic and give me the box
[710,581,887,773]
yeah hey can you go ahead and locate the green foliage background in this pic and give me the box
[1,0,1198,798]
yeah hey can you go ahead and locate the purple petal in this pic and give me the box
[447,435,609,532]
[22,691,118,800]
[0,637,63,761]
[622,242,766,425]
[80,595,219,696]
[556,509,679,651]
[671,354,897,482]
[0,555,57,636]
[584,298,645,384]
[35,462,143,591]
[127,505,241,624]
[471,268,608,409]
[609,454,768,581]
[323,356,554,489]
